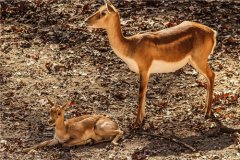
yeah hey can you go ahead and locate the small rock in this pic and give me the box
[212,155,220,159]
[20,41,31,48]
[108,153,115,159]
[39,99,48,106]
[21,33,34,40]
[1,42,10,51]
[194,152,201,157]
[189,6,195,11]
[0,140,7,145]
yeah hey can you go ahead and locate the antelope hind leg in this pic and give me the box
[62,139,93,147]
[111,130,124,145]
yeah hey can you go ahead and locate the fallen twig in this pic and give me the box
[137,132,197,152]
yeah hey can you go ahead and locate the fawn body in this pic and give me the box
[85,0,217,126]
[23,99,123,152]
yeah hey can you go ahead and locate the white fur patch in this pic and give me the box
[112,47,139,73]
[100,121,110,128]
[149,56,190,74]
[99,121,115,130]
[54,133,68,143]
[209,30,217,57]
[123,57,139,73]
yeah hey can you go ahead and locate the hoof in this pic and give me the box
[204,112,214,119]
[131,118,145,129]
[204,114,210,119]
[131,122,141,129]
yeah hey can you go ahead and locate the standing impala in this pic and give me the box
[85,0,217,126]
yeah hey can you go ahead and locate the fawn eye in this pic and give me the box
[101,11,106,16]
[58,112,61,116]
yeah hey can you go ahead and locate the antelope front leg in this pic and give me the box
[22,139,59,152]
[134,71,149,127]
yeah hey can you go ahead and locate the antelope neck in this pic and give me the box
[106,14,129,58]
[55,117,66,132]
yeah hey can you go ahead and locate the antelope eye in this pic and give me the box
[101,11,106,16]
[58,112,61,116]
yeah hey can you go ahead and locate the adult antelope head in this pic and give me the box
[85,0,118,30]
[85,0,217,127]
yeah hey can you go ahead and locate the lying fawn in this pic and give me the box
[23,99,123,152]
[85,0,217,126]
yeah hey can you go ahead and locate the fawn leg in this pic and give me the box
[62,139,92,147]
[22,139,59,152]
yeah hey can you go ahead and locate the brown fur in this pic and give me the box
[85,0,217,126]
[22,99,123,152]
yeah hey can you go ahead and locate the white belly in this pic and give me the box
[120,56,189,74]
[112,47,189,74]
[149,56,190,74]
[123,57,139,73]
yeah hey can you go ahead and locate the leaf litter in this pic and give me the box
[0,0,239,159]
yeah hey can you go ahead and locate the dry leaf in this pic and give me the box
[224,36,238,43]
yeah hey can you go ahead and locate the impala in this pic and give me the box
[23,98,123,152]
[85,0,217,126]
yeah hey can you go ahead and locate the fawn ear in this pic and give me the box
[62,100,74,110]
[104,0,117,13]
[61,101,72,110]
[47,98,54,106]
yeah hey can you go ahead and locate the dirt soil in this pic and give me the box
[0,0,239,159]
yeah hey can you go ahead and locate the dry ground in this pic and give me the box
[0,0,239,159]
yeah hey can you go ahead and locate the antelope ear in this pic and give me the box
[61,101,71,110]
[104,0,117,13]
[47,98,54,106]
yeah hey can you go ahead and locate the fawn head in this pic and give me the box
[85,0,118,30]
[47,98,69,126]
